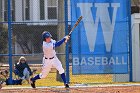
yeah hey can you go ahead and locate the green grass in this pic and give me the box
[1,67,140,88]
[17,68,113,87]
[4,68,140,88]
[36,72,112,86]
[2,67,113,87]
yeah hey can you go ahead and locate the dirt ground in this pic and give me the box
[0,86,140,93]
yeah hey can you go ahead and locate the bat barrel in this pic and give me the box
[68,16,83,36]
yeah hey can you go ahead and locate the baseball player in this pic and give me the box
[30,31,70,88]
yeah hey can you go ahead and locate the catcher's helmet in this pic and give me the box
[42,31,52,41]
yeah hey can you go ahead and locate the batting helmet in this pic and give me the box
[42,31,52,41]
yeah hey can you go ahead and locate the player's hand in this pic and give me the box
[64,35,70,43]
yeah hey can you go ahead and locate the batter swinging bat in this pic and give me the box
[65,16,83,43]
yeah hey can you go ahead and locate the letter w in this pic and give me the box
[77,3,120,52]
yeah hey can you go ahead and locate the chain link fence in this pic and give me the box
[0,0,134,88]
[0,23,8,65]
[0,0,69,86]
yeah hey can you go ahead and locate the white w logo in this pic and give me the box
[77,3,120,52]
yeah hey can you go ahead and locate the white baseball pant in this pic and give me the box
[39,56,64,79]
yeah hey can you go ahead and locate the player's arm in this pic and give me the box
[55,36,70,47]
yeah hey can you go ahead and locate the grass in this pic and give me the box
[11,68,113,87]
[1,66,140,88]
[36,72,113,87]
[2,66,123,88]
[4,68,140,88]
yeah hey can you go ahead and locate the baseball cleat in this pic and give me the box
[30,78,36,88]
[65,84,69,88]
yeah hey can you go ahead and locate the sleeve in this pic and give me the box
[15,63,20,71]
[15,63,24,77]
[55,38,66,47]
[14,63,20,75]
[14,63,18,69]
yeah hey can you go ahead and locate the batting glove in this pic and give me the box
[64,35,70,43]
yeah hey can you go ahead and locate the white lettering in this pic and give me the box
[77,3,120,52]
[88,57,94,65]
[122,56,127,64]
[116,57,121,65]
[95,57,101,65]
[102,57,108,65]
[73,57,79,65]
[81,57,87,65]
[109,57,115,65]
[73,56,127,66]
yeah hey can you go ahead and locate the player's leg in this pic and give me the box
[22,68,30,83]
[30,58,52,88]
[53,57,69,88]
[30,65,51,88]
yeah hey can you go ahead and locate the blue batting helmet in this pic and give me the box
[42,31,52,41]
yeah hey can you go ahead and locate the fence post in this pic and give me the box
[64,0,69,83]
[8,0,13,84]
[128,0,133,82]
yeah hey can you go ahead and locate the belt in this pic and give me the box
[45,56,54,60]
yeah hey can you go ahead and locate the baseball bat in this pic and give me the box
[68,16,83,36]
[65,16,83,43]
